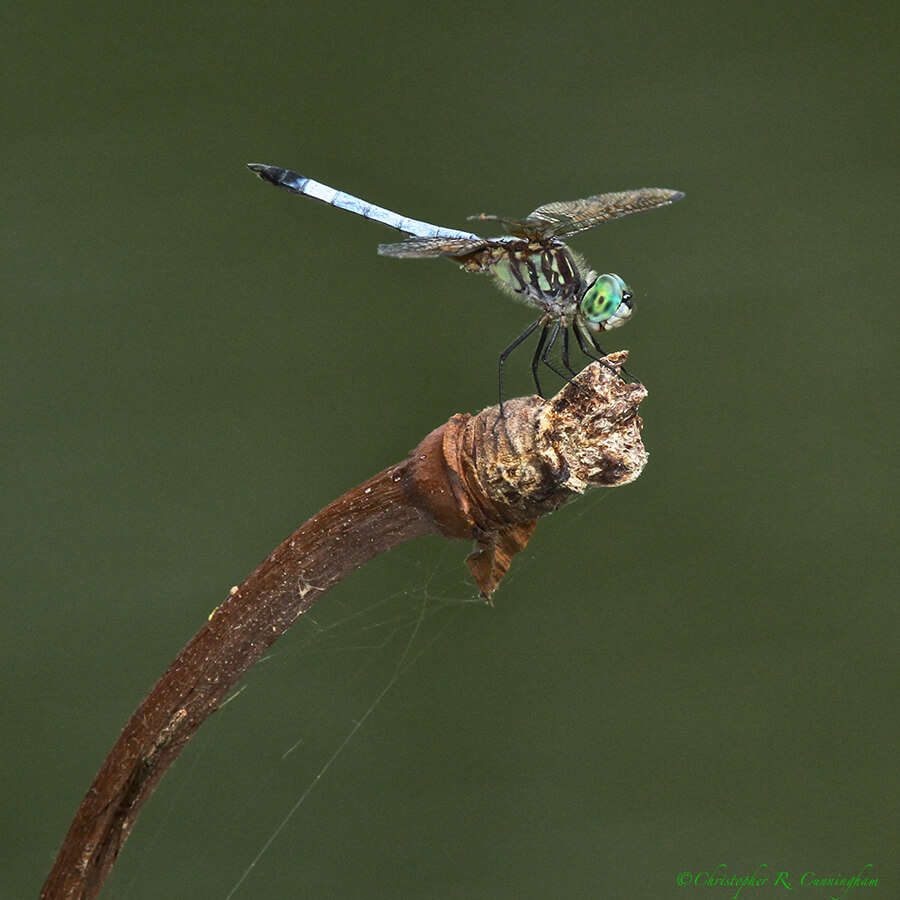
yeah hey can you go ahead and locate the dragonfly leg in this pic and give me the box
[498,318,542,414]
[573,323,630,380]
[587,330,639,381]
[541,320,587,391]
[573,325,605,361]
[530,321,551,399]
[560,326,578,376]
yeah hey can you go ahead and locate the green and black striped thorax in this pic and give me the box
[468,239,593,318]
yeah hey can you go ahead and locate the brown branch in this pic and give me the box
[40,353,647,899]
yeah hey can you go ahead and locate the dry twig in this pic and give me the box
[40,353,647,899]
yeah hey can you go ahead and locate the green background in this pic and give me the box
[6,2,897,897]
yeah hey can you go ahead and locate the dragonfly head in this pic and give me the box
[579,274,633,332]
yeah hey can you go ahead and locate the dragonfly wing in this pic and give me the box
[378,237,489,259]
[466,213,546,238]
[527,188,684,238]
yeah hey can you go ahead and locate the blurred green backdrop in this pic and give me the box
[5,1,897,897]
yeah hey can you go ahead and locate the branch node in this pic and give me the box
[404,353,647,597]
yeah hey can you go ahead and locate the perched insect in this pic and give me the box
[248,163,683,402]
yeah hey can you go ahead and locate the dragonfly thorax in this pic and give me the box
[484,240,590,319]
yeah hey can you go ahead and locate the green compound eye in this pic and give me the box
[580,273,629,324]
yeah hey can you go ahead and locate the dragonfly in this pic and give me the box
[247,163,683,404]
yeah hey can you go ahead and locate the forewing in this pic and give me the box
[377,237,488,259]
[527,188,684,238]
